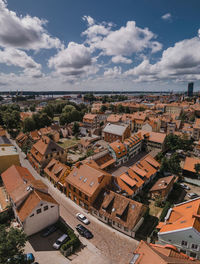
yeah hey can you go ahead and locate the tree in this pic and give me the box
[29,104,36,112]
[100,105,107,112]
[24,106,28,112]
[72,122,80,136]
[125,106,130,113]
[117,104,125,113]
[62,105,76,113]
[23,117,35,132]
[42,104,54,118]
[195,163,200,179]
[0,225,27,264]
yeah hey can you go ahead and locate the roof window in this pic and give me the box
[83,178,87,183]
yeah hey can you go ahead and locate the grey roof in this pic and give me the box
[0,136,12,145]
[103,123,128,136]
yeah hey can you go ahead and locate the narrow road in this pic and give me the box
[10,139,138,264]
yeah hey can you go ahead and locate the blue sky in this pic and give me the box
[0,0,200,92]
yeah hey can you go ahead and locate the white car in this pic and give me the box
[180,183,190,190]
[76,213,90,225]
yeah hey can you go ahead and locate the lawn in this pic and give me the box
[53,116,60,122]
[149,201,163,218]
[58,138,80,149]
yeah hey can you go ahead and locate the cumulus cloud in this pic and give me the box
[125,34,200,82]
[0,0,62,50]
[104,66,122,78]
[83,19,162,59]
[48,42,94,77]
[0,48,41,69]
[82,15,95,26]
[161,13,172,21]
[111,55,132,64]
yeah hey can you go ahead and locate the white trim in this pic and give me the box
[158,226,192,235]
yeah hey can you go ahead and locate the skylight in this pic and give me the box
[83,178,87,183]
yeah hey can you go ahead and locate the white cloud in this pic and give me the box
[48,42,95,77]
[82,15,95,26]
[111,55,132,64]
[104,66,122,78]
[161,13,172,21]
[125,34,200,82]
[0,48,41,69]
[0,0,62,50]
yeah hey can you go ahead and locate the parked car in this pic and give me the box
[187,193,199,199]
[41,225,57,237]
[180,183,190,190]
[53,234,69,249]
[76,224,93,239]
[76,213,90,224]
[8,253,35,264]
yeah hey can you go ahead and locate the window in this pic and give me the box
[79,190,82,197]
[191,244,199,251]
[68,184,71,189]
[124,227,128,232]
[30,213,34,217]
[190,252,197,258]
[44,205,48,211]
[85,195,88,201]
[181,240,188,247]
[51,205,54,208]
[68,191,71,198]
[36,208,41,214]
[73,187,76,192]
[74,196,77,202]
[117,223,121,228]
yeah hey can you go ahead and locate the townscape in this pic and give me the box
[1,86,200,264]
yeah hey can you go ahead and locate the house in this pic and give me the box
[16,132,29,148]
[44,159,71,192]
[20,112,33,122]
[108,140,128,166]
[0,146,20,173]
[103,123,131,143]
[157,198,200,260]
[106,114,122,124]
[28,136,67,173]
[83,114,99,129]
[124,134,142,159]
[29,130,41,142]
[183,157,200,177]
[116,155,160,197]
[65,162,112,210]
[193,119,200,141]
[88,150,115,171]
[1,165,59,236]
[165,104,182,115]
[91,189,147,238]
[149,175,175,201]
[129,240,200,264]
[0,136,13,147]
[138,130,167,151]
[0,126,6,137]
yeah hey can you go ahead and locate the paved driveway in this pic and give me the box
[11,138,138,264]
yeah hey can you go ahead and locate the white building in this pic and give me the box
[1,165,59,236]
[157,198,200,259]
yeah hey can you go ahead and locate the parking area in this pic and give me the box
[24,229,70,264]
[179,182,200,201]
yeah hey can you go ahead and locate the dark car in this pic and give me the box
[41,225,57,237]
[8,253,35,264]
[76,224,93,239]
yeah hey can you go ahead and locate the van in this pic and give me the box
[53,234,69,249]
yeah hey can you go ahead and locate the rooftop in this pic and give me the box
[103,123,128,136]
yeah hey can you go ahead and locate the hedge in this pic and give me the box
[159,201,172,222]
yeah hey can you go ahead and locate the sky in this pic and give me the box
[0,0,200,92]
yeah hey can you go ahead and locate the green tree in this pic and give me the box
[72,122,80,136]
[23,117,35,132]
[29,104,36,112]
[0,225,27,264]
[117,104,125,113]
[125,106,130,113]
[43,104,54,118]
[100,105,107,112]
[195,163,200,179]
[62,105,76,113]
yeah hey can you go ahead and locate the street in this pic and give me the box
[10,139,138,264]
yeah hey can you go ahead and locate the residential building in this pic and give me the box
[157,198,200,260]
[124,134,142,159]
[1,165,59,236]
[108,140,128,166]
[44,159,71,192]
[129,240,200,264]
[16,132,29,148]
[138,130,166,151]
[28,136,67,173]
[91,189,147,238]
[0,136,12,147]
[65,162,112,210]
[103,123,131,143]
[0,146,20,173]
[165,104,182,115]
[116,155,160,197]
[106,114,122,124]
[0,126,6,137]
[149,175,175,201]
[83,114,99,129]
[193,119,200,141]
[183,157,200,177]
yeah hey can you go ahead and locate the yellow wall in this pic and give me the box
[0,154,20,173]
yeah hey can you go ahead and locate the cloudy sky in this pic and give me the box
[0,0,200,92]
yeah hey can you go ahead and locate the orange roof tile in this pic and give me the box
[183,157,200,173]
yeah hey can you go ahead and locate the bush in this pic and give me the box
[159,202,171,222]
[0,207,14,225]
